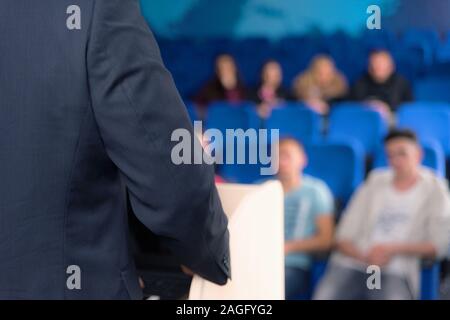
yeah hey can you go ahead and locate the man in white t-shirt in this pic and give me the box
[314,129,450,300]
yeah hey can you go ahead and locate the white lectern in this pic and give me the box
[189,181,285,300]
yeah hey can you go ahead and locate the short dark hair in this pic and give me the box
[384,129,418,144]
[369,48,391,58]
[279,137,305,153]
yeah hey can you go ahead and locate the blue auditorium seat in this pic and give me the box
[393,45,428,81]
[437,32,450,63]
[219,162,267,184]
[397,108,450,156]
[328,103,388,156]
[276,36,325,87]
[325,34,368,84]
[229,38,274,87]
[205,102,262,179]
[402,29,440,49]
[218,141,275,184]
[159,38,212,98]
[437,39,450,63]
[402,28,440,67]
[414,77,450,103]
[372,139,446,177]
[421,263,441,300]
[266,104,322,144]
[392,29,439,79]
[205,101,258,134]
[360,29,396,51]
[303,140,365,208]
[399,101,450,110]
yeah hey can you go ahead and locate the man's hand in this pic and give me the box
[284,242,293,255]
[366,244,395,267]
[139,277,145,289]
[366,99,393,122]
[181,265,195,277]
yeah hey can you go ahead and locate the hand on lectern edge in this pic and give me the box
[181,265,195,277]
[139,277,145,289]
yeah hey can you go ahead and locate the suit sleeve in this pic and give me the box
[86,0,230,285]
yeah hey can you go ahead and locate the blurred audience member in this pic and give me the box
[250,60,290,118]
[314,129,450,300]
[351,50,413,121]
[194,54,247,117]
[277,138,335,299]
[292,55,348,115]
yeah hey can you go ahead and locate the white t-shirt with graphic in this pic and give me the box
[369,182,424,275]
[337,179,426,275]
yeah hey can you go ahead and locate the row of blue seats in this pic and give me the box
[190,101,450,160]
[414,76,450,103]
[215,138,445,204]
[158,29,450,97]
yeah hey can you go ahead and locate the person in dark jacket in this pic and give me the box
[351,49,413,120]
[0,0,230,299]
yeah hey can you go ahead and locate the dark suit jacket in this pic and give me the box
[0,0,230,299]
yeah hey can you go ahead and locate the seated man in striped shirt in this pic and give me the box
[277,138,335,299]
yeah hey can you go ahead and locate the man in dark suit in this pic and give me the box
[0,0,230,299]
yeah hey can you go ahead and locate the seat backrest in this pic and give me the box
[266,104,322,144]
[399,102,450,110]
[401,29,439,67]
[219,161,272,185]
[328,104,388,155]
[218,141,275,184]
[205,101,256,134]
[397,108,450,155]
[184,101,199,122]
[303,141,365,205]
[360,29,396,51]
[402,28,440,50]
[414,77,450,103]
[420,263,441,300]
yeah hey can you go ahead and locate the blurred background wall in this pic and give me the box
[139,0,450,39]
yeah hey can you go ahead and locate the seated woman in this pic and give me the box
[292,55,348,115]
[250,60,291,118]
[194,54,247,118]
